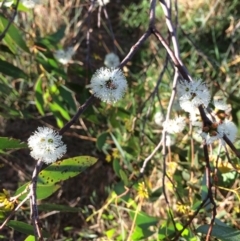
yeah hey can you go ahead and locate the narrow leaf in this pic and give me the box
[15,183,60,200]
[0,59,27,78]
[34,76,45,115]
[0,14,29,53]
[197,224,240,241]
[7,221,49,237]
[38,156,97,185]
[49,101,71,121]
[96,132,108,151]
[0,137,27,150]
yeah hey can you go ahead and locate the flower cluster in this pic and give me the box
[199,115,237,145]
[104,53,120,68]
[89,67,127,104]
[0,189,14,212]
[54,47,74,65]
[28,127,66,164]
[162,116,186,134]
[176,79,238,146]
[177,79,210,112]
[213,99,229,111]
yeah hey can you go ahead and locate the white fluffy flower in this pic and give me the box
[177,79,210,112]
[28,127,67,164]
[200,131,221,145]
[213,99,229,111]
[104,53,120,68]
[21,0,40,8]
[162,116,186,134]
[89,67,127,103]
[217,120,238,145]
[54,47,74,65]
[200,120,237,145]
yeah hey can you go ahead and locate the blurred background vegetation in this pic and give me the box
[1,0,240,240]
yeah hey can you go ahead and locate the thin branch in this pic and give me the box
[119,30,151,68]
[159,1,181,232]
[140,140,163,174]
[59,96,95,135]
[149,0,156,27]
[102,5,117,53]
[29,160,44,239]
[86,3,94,69]
[203,144,217,240]
[151,27,191,81]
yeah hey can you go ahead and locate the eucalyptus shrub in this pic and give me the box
[0,0,240,240]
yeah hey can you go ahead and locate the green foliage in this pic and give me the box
[0,137,27,150]
[37,156,97,185]
[0,14,29,53]
[1,0,240,240]
[6,220,49,238]
[197,224,240,241]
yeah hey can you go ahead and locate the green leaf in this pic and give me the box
[56,116,64,128]
[35,55,67,79]
[7,221,49,237]
[131,225,154,241]
[0,137,27,150]
[129,211,158,226]
[0,44,14,55]
[105,228,116,238]
[24,235,35,241]
[49,101,71,121]
[38,156,97,185]
[47,25,66,43]
[96,132,108,151]
[113,158,121,177]
[158,221,176,239]
[0,81,14,96]
[110,132,125,158]
[15,183,61,201]
[119,169,129,185]
[17,2,36,12]
[34,76,45,115]
[0,59,27,78]
[113,181,130,202]
[38,203,81,212]
[0,14,29,53]
[196,224,240,241]
[129,211,158,241]
[58,85,77,112]
[149,187,162,202]
[36,25,66,49]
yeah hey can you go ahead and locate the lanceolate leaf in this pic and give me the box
[34,76,45,115]
[0,137,27,150]
[197,224,240,241]
[37,156,97,185]
[0,14,29,53]
[7,221,49,237]
[15,183,61,201]
[0,59,27,78]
